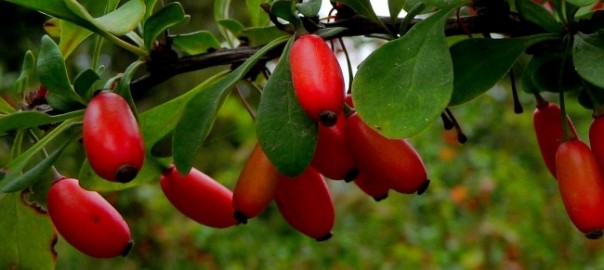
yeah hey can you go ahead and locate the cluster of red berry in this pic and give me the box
[45,34,432,258]
[533,97,604,239]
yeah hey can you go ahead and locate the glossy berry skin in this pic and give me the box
[354,169,390,201]
[290,34,345,126]
[589,116,604,173]
[83,90,145,182]
[47,178,132,258]
[311,114,358,181]
[345,113,429,194]
[556,139,604,239]
[233,144,280,224]
[160,166,237,228]
[533,101,578,178]
[274,168,335,241]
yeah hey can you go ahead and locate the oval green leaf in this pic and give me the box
[171,31,222,55]
[573,31,604,88]
[143,2,189,50]
[352,2,462,139]
[516,0,564,34]
[173,36,290,174]
[256,36,318,177]
[37,35,86,111]
[449,34,561,106]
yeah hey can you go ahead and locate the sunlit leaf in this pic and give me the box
[0,193,56,270]
[449,34,561,106]
[352,2,463,138]
[218,19,245,36]
[247,0,269,26]
[173,36,290,174]
[64,0,146,35]
[36,35,85,111]
[256,36,317,177]
[59,20,93,58]
[573,31,604,88]
[143,2,189,50]
[171,31,222,55]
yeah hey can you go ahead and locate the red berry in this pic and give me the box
[590,115,604,173]
[290,34,345,126]
[274,168,335,241]
[533,101,578,178]
[556,139,604,239]
[160,166,237,228]
[311,114,358,181]
[233,144,280,224]
[83,91,145,182]
[353,169,390,201]
[47,178,132,258]
[345,113,429,194]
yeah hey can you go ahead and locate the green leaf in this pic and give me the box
[0,97,16,115]
[389,0,406,22]
[338,0,381,25]
[315,27,348,40]
[143,2,189,50]
[64,0,146,35]
[296,0,322,17]
[525,52,583,92]
[0,110,84,135]
[351,2,462,138]
[402,0,448,14]
[270,0,299,24]
[59,20,93,58]
[240,26,289,46]
[247,0,270,27]
[516,0,564,33]
[215,0,233,45]
[37,35,85,111]
[79,153,165,191]
[568,0,597,7]
[173,35,290,174]
[218,19,245,36]
[449,34,561,106]
[144,0,158,20]
[573,31,604,88]
[0,120,81,189]
[73,69,100,100]
[0,193,56,270]
[140,71,228,152]
[5,0,95,30]
[114,60,145,117]
[12,51,35,97]
[2,137,74,193]
[256,36,317,176]
[171,31,222,55]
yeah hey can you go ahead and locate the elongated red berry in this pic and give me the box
[290,34,345,126]
[274,168,335,241]
[161,166,237,228]
[47,178,132,258]
[83,90,145,182]
[589,115,604,172]
[346,113,429,195]
[233,144,280,224]
[354,169,390,201]
[311,114,358,181]
[556,139,604,239]
[533,100,578,178]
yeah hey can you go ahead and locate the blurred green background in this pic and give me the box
[2,1,604,269]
